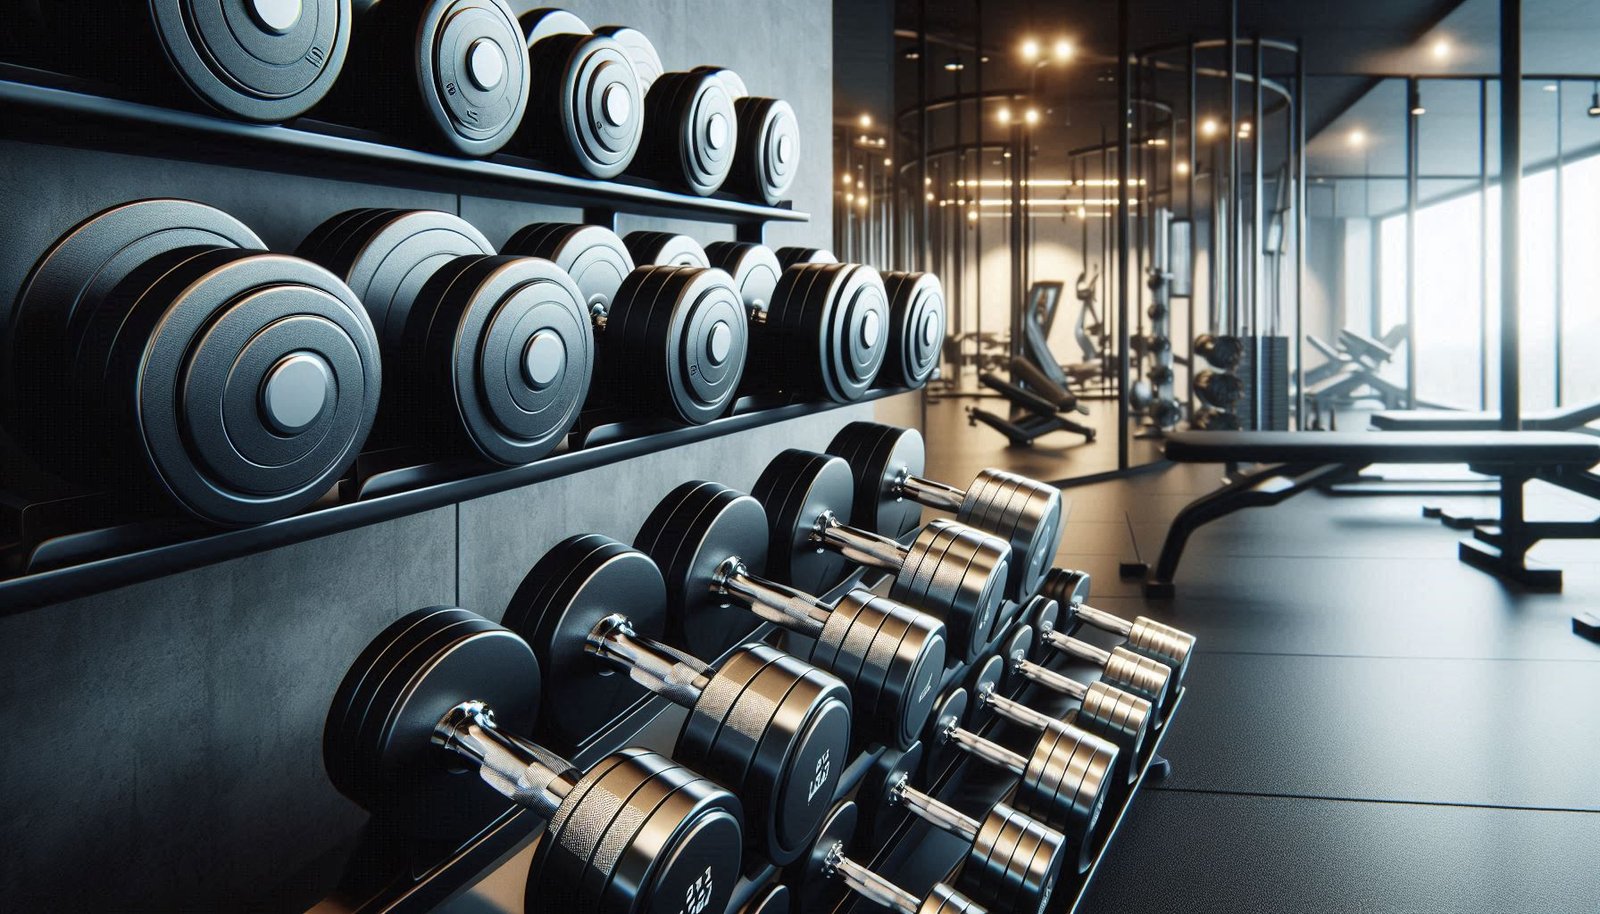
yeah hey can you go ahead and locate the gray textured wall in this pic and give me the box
[0,1,839,910]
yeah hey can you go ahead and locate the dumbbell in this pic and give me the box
[297,209,592,464]
[1029,600,1174,717]
[1148,363,1175,386]
[637,480,948,750]
[878,272,947,388]
[316,0,529,155]
[732,258,891,403]
[505,534,853,865]
[918,686,1114,866]
[625,231,712,268]
[323,607,743,914]
[856,743,1066,911]
[738,883,791,914]
[1149,397,1185,428]
[789,801,989,914]
[514,9,644,178]
[1039,568,1195,682]
[1194,333,1244,370]
[825,422,1062,602]
[997,652,1152,783]
[1195,370,1245,409]
[753,450,1010,664]
[619,34,737,195]
[707,241,784,319]
[1,199,380,524]
[29,0,350,122]
[775,247,838,269]
[1190,407,1242,431]
[696,67,801,205]
[503,225,747,424]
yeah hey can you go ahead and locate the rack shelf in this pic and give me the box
[0,64,808,235]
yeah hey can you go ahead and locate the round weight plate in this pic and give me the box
[1025,599,1060,661]
[1078,681,1150,772]
[895,521,1007,663]
[416,0,530,155]
[774,247,837,269]
[730,97,800,204]
[592,25,663,98]
[739,883,791,914]
[812,264,890,402]
[998,624,1033,694]
[407,254,592,464]
[751,450,857,595]
[920,881,988,914]
[959,470,1061,602]
[323,607,540,836]
[1126,617,1194,683]
[638,70,737,195]
[502,534,670,745]
[921,686,968,782]
[965,653,1005,711]
[822,592,945,750]
[880,271,945,387]
[695,65,749,99]
[518,7,589,44]
[624,231,711,268]
[144,0,351,121]
[503,222,634,316]
[705,241,782,316]
[834,421,925,539]
[635,480,770,659]
[961,803,1064,914]
[1103,646,1176,719]
[521,29,644,179]
[785,799,857,912]
[856,740,922,842]
[1040,568,1090,609]
[606,266,746,424]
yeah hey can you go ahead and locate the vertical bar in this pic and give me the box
[953,66,964,344]
[917,0,929,273]
[1227,2,1239,338]
[974,0,984,368]
[1553,81,1563,405]
[1479,78,1490,410]
[1405,77,1419,409]
[1187,39,1199,423]
[1252,36,1265,429]
[1117,0,1133,468]
[1010,124,1026,361]
[1294,43,1307,427]
[1499,0,1521,430]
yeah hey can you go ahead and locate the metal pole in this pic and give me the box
[1117,0,1132,468]
[1187,39,1199,423]
[953,66,965,343]
[974,0,984,373]
[1294,43,1307,428]
[1227,3,1239,339]
[1011,123,1025,361]
[1252,36,1265,429]
[1405,77,1419,409]
[1553,81,1564,405]
[1499,0,1521,430]
[917,0,929,273]
[1479,78,1490,410]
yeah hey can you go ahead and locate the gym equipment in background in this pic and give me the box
[323,607,744,914]
[969,282,1097,448]
[2,199,381,525]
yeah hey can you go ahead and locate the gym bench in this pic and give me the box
[1371,397,1600,433]
[1121,431,1600,597]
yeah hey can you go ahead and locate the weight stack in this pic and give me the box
[1239,336,1290,431]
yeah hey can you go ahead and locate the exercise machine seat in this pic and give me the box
[1371,398,1600,433]
[1164,431,1600,467]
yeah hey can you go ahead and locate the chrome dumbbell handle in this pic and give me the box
[890,774,979,843]
[1013,656,1088,701]
[586,613,712,707]
[941,716,1028,777]
[1073,603,1135,637]
[826,843,922,914]
[895,471,967,513]
[1040,627,1110,665]
[813,510,909,572]
[975,684,1059,733]
[713,557,831,637]
[432,701,577,818]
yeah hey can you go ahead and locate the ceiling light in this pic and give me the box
[997,106,1011,125]
[1201,118,1219,137]
[1347,128,1367,148]
[1003,150,1012,158]
[1543,83,1558,92]
[883,157,892,167]
[1589,82,1600,117]
[1021,38,1040,62]
[858,195,869,209]
[1024,108,1041,126]
[1053,39,1074,61]
[904,49,919,60]
[967,210,978,222]
[1409,83,1425,116]
[858,113,873,128]
[1176,161,1190,175]
[1431,37,1450,60]
[944,58,964,72]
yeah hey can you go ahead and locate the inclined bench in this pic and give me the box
[1123,431,1600,596]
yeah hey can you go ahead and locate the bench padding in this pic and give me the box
[1370,399,1600,432]
[1163,431,1600,466]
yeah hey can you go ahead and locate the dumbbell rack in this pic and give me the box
[0,63,903,615]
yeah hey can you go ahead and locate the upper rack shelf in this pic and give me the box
[0,63,810,230]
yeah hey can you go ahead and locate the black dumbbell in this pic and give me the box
[637,480,948,751]
[2,199,380,524]
[505,534,853,865]
[857,742,1066,912]
[999,652,1152,784]
[1190,407,1242,431]
[1195,369,1245,408]
[502,222,635,314]
[1039,568,1195,682]
[323,607,744,914]
[879,272,947,388]
[775,247,838,269]
[789,801,989,914]
[737,883,791,914]
[696,67,801,205]
[625,231,712,268]
[29,0,350,122]
[706,241,783,318]
[825,422,1062,601]
[503,225,747,425]
[617,34,737,195]
[315,0,529,155]
[514,9,644,178]
[920,685,1115,863]
[1032,600,1175,717]
[298,209,592,464]
[1194,333,1244,370]
[753,450,1011,664]
[1148,363,1175,386]
[1149,397,1184,428]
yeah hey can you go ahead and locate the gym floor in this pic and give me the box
[921,395,1600,913]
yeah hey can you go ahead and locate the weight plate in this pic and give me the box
[965,653,1006,712]
[961,803,1062,914]
[785,799,857,913]
[774,247,837,269]
[502,534,670,745]
[1126,617,1195,683]
[920,686,968,783]
[503,222,634,316]
[1078,681,1150,773]
[1102,646,1176,719]
[407,254,593,463]
[827,592,945,750]
[999,624,1033,694]
[832,421,925,539]
[739,883,791,914]
[418,0,530,154]
[880,272,945,387]
[774,263,889,402]
[636,481,769,660]
[521,28,644,178]
[751,450,856,595]
[895,521,1005,663]
[604,266,747,424]
[635,70,738,195]
[518,7,590,44]
[705,241,782,316]
[921,882,988,914]
[624,231,711,268]
[960,470,1060,602]
[695,65,749,99]
[856,740,922,842]
[1025,598,1060,661]
[592,25,663,98]
[728,97,800,204]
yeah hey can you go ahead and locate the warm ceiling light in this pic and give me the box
[858,195,869,209]
[1003,150,1012,158]
[1024,108,1041,126]
[1076,205,1088,219]
[1176,161,1190,175]
[944,58,964,72]
[1053,38,1074,61]
[967,210,978,222]
[1348,128,1367,148]
[860,113,875,128]
[1238,119,1251,133]
[1431,37,1450,60]
[997,106,1012,125]
[845,192,855,203]
[841,173,852,186]
[1201,118,1219,137]
[926,192,935,202]
[1410,83,1426,116]
[883,157,892,167]
[904,49,920,60]
[1021,38,1041,61]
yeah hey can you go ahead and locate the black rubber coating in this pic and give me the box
[519,28,644,178]
[600,265,747,424]
[766,262,889,402]
[880,271,946,388]
[727,96,801,204]
[632,69,738,195]
[706,241,783,316]
[502,222,635,315]
[774,247,838,270]
[624,231,711,268]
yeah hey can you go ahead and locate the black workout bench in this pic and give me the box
[1122,431,1600,597]
[1370,397,1600,433]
